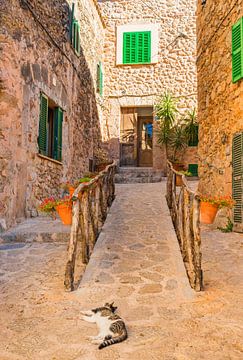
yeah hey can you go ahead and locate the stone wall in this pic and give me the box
[197,0,243,198]
[99,0,198,171]
[0,0,105,229]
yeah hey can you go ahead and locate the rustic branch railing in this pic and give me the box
[64,161,116,291]
[166,161,203,291]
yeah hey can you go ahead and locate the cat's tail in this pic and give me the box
[98,330,127,350]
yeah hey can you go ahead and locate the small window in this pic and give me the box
[188,125,199,147]
[38,94,63,162]
[232,17,243,83]
[123,31,151,64]
[97,62,103,96]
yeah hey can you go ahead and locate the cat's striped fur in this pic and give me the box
[81,302,127,349]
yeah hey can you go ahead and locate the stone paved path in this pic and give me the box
[0,183,242,360]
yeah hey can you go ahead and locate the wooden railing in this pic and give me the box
[166,161,203,291]
[64,161,116,291]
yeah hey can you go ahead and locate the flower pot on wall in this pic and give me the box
[69,186,76,197]
[56,203,72,225]
[176,174,183,186]
[200,201,219,224]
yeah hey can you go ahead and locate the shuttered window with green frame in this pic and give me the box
[232,132,243,224]
[38,93,63,162]
[97,62,103,96]
[232,17,243,83]
[123,31,151,64]
[38,94,48,155]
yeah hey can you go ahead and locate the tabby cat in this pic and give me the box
[81,302,127,349]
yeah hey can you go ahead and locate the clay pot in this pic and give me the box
[200,201,219,224]
[176,174,183,186]
[56,203,72,225]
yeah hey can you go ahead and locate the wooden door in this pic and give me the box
[138,117,153,167]
[120,108,138,166]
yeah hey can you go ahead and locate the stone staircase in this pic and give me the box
[115,167,165,184]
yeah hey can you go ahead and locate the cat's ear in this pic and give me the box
[110,303,117,312]
[92,308,98,313]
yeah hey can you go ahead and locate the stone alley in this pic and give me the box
[0,183,242,359]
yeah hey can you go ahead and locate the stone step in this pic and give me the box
[115,167,165,184]
[0,217,70,243]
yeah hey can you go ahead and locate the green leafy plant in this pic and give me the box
[183,108,198,146]
[199,195,236,208]
[178,170,193,176]
[217,218,234,233]
[38,197,57,217]
[170,125,187,161]
[155,91,179,158]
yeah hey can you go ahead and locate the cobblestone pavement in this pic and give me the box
[0,183,242,360]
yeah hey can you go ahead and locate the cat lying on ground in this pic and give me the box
[81,302,128,349]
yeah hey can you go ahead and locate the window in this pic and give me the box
[38,94,63,162]
[232,17,243,83]
[232,132,243,224]
[97,62,103,96]
[188,125,199,147]
[123,31,151,64]
[116,24,159,65]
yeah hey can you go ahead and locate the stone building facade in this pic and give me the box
[0,0,105,230]
[197,0,243,231]
[99,0,198,172]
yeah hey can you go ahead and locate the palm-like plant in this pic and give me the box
[170,125,187,162]
[155,91,179,157]
[183,108,198,146]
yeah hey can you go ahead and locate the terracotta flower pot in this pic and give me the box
[176,174,183,186]
[200,201,219,224]
[56,203,72,225]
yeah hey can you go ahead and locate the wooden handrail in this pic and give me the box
[64,161,116,291]
[166,161,203,291]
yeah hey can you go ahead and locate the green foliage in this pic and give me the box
[170,125,187,161]
[183,108,198,146]
[217,218,234,233]
[155,91,178,148]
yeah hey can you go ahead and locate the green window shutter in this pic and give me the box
[232,132,243,223]
[38,94,48,155]
[76,22,80,55]
[232,18,243,83]
[188,164,198,177]
[53,107,63,162]
[123,31,151,64]
[97,62,103,96]
[69,3,75,42]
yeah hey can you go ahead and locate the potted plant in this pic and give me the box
[38,197,57,219]
[38,196,73,225]
[183,108,199,146]
[169,124,187,168]
[55,196,73,225]
[199,195,235,224]
[176,170,192,186]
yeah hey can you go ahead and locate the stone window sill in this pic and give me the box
[37,153,63,166]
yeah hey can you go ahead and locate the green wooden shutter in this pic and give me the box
[53,108,63,162]
[232,18,243,83]
[232,132,243,223]
[97,62,103,96]
[123,31,151,64]
[72,20,80,55]
[70,3,75,42]
[188,164,198,177]
[38,94,48,155]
